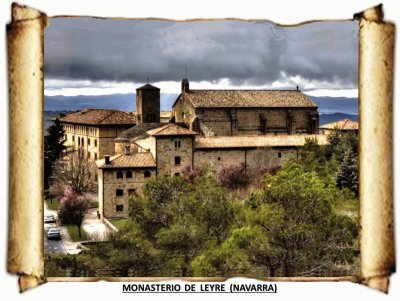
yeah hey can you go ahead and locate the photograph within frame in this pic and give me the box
[6,3,390,292]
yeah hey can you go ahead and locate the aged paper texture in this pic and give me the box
[357,4,395,293]
[6,2,395,293]
[7,3,47,292]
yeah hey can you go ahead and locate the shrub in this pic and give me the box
[181,165,200,183]
[218,164,251,189]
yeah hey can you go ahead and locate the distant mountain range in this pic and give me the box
[308,96,358,115]
[319,113,358,125]
[44,93,178,112]
[44,93,358,130]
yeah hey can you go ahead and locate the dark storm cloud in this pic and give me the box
[45,18,358,88]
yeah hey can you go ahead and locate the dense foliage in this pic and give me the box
[46,132,359,277]
[44,118,66,189]
[218,163,251,189]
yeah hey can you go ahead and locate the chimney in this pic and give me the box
[104,155,110,165]
[125,145,131,155]
[181,78,189,93]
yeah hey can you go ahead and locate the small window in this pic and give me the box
[174,140,181,148]
[88,138,91,146]
[174,172,180,177]
[128,189,136,197]
[88,152,91,159]
[174,156,181,165]
[116,189,123,197]
[116,171,124,179]
[78,137,80,146]
[278,152,282,158]
[72,135,75,142]
[126,171,133,178]
[116,205,124,212]
[94,153,97,160]
[144,170,151,178]
[217,157,221,161]
[95,139,98,147]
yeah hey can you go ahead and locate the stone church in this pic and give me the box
[62,79,326,219]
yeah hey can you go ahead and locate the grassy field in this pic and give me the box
[45,198,59,211]
[66,225,88,242]
[89,200,99,209]
[110,219,129,230]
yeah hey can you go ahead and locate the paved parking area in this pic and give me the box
[44,223,65,254]
[44,201,110,255]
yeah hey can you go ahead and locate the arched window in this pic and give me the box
[116,171,124,179]
[144,170,151,178]
[126,171,133,178]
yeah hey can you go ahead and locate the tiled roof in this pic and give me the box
[115,122,190,142]
[59,109,136,126]
[195,134,328,149]
[136,83,160,90]
[116,123,165,142]
[319,119,359,130]
[147,124,198,136]
[179,90,317,108]
[96,152,156,169]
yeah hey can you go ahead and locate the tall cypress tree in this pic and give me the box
[44,117,66,189]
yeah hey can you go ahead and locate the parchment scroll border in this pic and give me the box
[6,2,395,294]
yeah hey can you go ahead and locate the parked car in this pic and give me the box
[44,213,56,223]
[46,227,61,240]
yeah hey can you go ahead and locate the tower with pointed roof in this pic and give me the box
[136,82,160,124]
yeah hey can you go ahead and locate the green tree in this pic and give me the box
[123,174,235,276]
[44,117,66,189]
[296,138,338,185]
[192,163,358,277]
[336,149,358,196]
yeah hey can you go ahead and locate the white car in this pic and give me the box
[44,213,56,223]
[46,227,61,240]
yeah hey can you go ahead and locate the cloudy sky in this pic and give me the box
[45,18,358,97]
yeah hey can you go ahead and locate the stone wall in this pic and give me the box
[63,124,131,160]
[174,107,319,136]
[172,94,197,128]
[194,147,297,176]
[100,168,156,218]
[156,136,193,177]
[137,89,160,124]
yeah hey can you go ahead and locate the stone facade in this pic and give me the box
[171,93,197,128]
[155,136,194,177]
[194,147,297,176]
[63,124,131,160]
[176,107,319,136]
[172,79,319,136]
[94,80,325,219]
[136,84,160,124]
[98,167,156,218]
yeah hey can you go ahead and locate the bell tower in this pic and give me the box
[136,82,160,124]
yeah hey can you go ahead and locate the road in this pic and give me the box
[44,222,65,254]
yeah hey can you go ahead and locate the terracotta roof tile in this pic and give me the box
[180,90,317,108]
[319,119,358,130]
[96,152,156,169]
[115,122,192,143]
[147,124,198,136]
[60,109,136,126]
[195,134,328,149]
